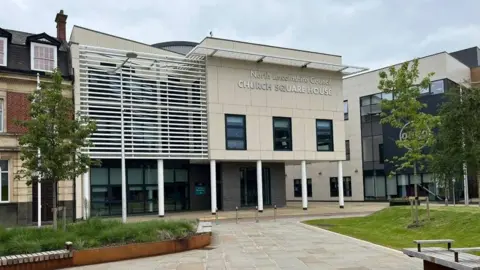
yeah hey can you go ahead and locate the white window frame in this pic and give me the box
[0,37,7,67]
[30,42,57,72]
[0,160,9,203]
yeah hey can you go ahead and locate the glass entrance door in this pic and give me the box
[164,169,190,211]
[240,168,271,207]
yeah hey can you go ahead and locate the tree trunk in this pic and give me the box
[52,181,58,230]
[414,163,419,225]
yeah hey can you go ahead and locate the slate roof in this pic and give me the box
[4,29,68,51]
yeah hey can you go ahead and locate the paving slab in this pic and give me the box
[62,214,421,270]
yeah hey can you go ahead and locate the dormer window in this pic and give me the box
[31,42,57,72]
[0,37,6,67]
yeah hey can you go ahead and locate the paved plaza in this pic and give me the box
[65,213,422,270]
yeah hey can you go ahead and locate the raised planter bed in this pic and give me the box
[0,222,212,270]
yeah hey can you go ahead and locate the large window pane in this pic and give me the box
[365,176,375,197]
[175,170,188,182]
[387,176,397,196]
[1,172,8,202]
[431,80,444,94]
[375,175,386,197]
[226,114,246,150]
[91,168,108,185]
[362,137,373,162]
[373,135,383,161]
[164,169,174,183]
[128,168,143,185]
[91,186,108,201]
[110,168,121,185]
[360,96,371,106]
[316,120,333,151]
[273,117,292,151]
[371,94,382,104]
[145,168,157,184]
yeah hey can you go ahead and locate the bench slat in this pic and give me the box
[414,239,454,244]
[452,248,480,252]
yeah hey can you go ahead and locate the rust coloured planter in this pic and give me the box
[72,233,211,266]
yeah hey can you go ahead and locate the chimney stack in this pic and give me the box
[55,10,68,41]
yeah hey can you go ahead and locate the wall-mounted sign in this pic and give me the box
[238,70,333,96]
[195,183,206,196]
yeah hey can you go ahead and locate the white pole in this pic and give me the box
[460,86,469,206]
[157,160,164,217]
[83,169,90,219]
[338,161,344,208]
[301,160,308,210]
[36,73,42,227]
[256,160,263,212]
[210,160,217,215]
[120,71,127,223]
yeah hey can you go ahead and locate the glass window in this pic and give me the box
[364,176,375,197]
[0,160,8,202]
[420,85,430,94]
[273,117,292,151]
[0,37,6,67]
[387,176,397,196]
[371,94,382,105]
[175,170,188,182]
[362,137,373,162]
[375,175,386,197]
[379,143,385,164]
[128,168,143,184]
[344,100,348,120]
[431,80,444,94]
[145,167,157,185]
[346,140,350,160]
[330,177,352,197]
[373,135,383,161]
[316,120,333,151]
[293,179,312,197]
[110,168,121,185]
[360,96,371,106]
[31,43,57,72]
[382,93,393,100]
[225,114,246,150]
[91,168,108,185]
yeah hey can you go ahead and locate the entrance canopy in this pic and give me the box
[187,38,368,76]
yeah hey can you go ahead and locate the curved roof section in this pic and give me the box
[152,41,198,55]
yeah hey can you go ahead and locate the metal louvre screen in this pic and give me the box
[78,45,208,159]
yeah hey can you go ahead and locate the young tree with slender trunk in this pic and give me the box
[431,85,480,204]
[15,69,97,230]
[379,59,439,225]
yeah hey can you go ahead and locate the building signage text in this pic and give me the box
[238,71,333,96]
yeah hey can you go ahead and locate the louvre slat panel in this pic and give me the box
[79,45,208,159]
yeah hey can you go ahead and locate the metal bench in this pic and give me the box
[414,239,454,252]
[451,247,480,262]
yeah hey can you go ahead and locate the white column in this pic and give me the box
[120,71,127,223]
[37,148,42,227]
[83,168,90,220]
[338,161,344,208]
[257,160,263,212]
[210,160,217,215]
[301,160,308,210]
[157,160,164,217]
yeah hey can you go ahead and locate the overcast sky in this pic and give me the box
[2,0,480,69]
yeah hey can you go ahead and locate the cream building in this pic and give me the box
[286,50,474,203]
[69,25,366,220]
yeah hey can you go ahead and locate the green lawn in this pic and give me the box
[305,206,480,250]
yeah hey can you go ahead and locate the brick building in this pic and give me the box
[0,10,73,226]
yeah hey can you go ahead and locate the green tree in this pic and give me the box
[431,86,480,204]
[15,69,97,229]
[378,59,439,225]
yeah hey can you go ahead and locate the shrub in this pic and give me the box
[0,218,196,256]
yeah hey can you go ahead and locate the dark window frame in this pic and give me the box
[293,178,312,197]
[272,117,292,151]
[346,140,350,160]
[344,100,349,120]
[316,119,334,152]
[225,114,247,150]
[330,176,352,197]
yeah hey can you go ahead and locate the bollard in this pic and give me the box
[274,205,277,222]
[255,206,258,223]
[215,208,219,225]
[236,206,238,224]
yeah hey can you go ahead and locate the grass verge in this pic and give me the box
[304,206,480,250]
[0,218,197,256]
